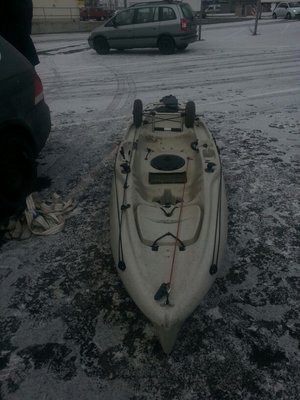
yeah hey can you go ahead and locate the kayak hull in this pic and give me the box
[110,98,227,352]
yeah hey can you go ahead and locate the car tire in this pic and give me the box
[272,12,277,19]
[286,12,292,19]
[158,36,176,55]
[185,101,196,128]
[133,99,143,128]
[0,133,36,220]
[94,36,110,55]
[177,44,188,51]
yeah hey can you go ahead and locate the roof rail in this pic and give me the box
[129,0,180,7]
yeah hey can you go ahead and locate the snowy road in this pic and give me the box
[1,19,300,399]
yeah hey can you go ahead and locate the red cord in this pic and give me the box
[168,157,191,288]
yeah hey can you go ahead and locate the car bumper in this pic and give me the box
[28,100,51,154]
[175,33,198,45]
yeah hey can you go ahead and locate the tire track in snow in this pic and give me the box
[99,64,137,116]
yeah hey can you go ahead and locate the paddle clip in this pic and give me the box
[118,260,126,271]
[191,140,199,152]
[205,162,216,173]
[154,282,173,306]
[210,264,218,275]
[145,148,153,160]
[120,162,130,174]
[120,146,125,159]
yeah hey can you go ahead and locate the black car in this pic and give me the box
[0,36,51,221]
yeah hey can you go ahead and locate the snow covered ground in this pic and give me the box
[1,19,300,399]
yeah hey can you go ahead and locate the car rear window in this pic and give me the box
[180,4,194,19]
[160,7,176,21]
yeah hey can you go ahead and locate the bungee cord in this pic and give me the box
[114,126,139,271]
[210,139,224,275]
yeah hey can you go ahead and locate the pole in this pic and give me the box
[198,0,202,41]
[253,0,261,35]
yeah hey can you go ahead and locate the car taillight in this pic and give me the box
[34,73,44,105]
[180,18,187,31]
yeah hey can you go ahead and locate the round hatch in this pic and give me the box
[150,154,185,171]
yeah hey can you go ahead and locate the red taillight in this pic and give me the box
[34,73,44,105]
[180,18,187,31]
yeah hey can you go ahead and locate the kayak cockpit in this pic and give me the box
[136,203,202,247]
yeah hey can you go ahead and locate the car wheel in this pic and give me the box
[272,12,277,19]
[133,99,143,128]
[0,134,36,220]
[93,36,110,55]
[286,12,292,19]
[177,44,188,52]
[158,36,175,55]
[185,101,196,128]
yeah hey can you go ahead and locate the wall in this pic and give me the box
[33,0,80,7]
[32,0,80,20]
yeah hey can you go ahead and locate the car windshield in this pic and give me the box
[288,2,300,6]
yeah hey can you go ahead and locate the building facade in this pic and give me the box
[32,0,82,20]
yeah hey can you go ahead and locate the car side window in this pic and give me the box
[135,7,158,24]
[115,9,134,26]
[160,7,176,21]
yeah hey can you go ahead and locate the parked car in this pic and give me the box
[272,2,300,19]
[88,0,197,55]
[80,7,110,21]
[0,36,51,221]
[205,4,221,13]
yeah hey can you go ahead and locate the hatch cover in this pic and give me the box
[150,154,185,171]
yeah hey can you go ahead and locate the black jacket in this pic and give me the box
[0,0,39,66]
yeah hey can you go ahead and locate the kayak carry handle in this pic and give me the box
[151,232,185,251]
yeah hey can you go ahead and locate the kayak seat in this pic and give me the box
[136,203,201,246]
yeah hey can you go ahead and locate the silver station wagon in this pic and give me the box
[88,1,197,55]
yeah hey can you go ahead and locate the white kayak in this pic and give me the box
[110,96,227,353]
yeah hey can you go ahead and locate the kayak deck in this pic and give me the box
[110,98,227,353]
